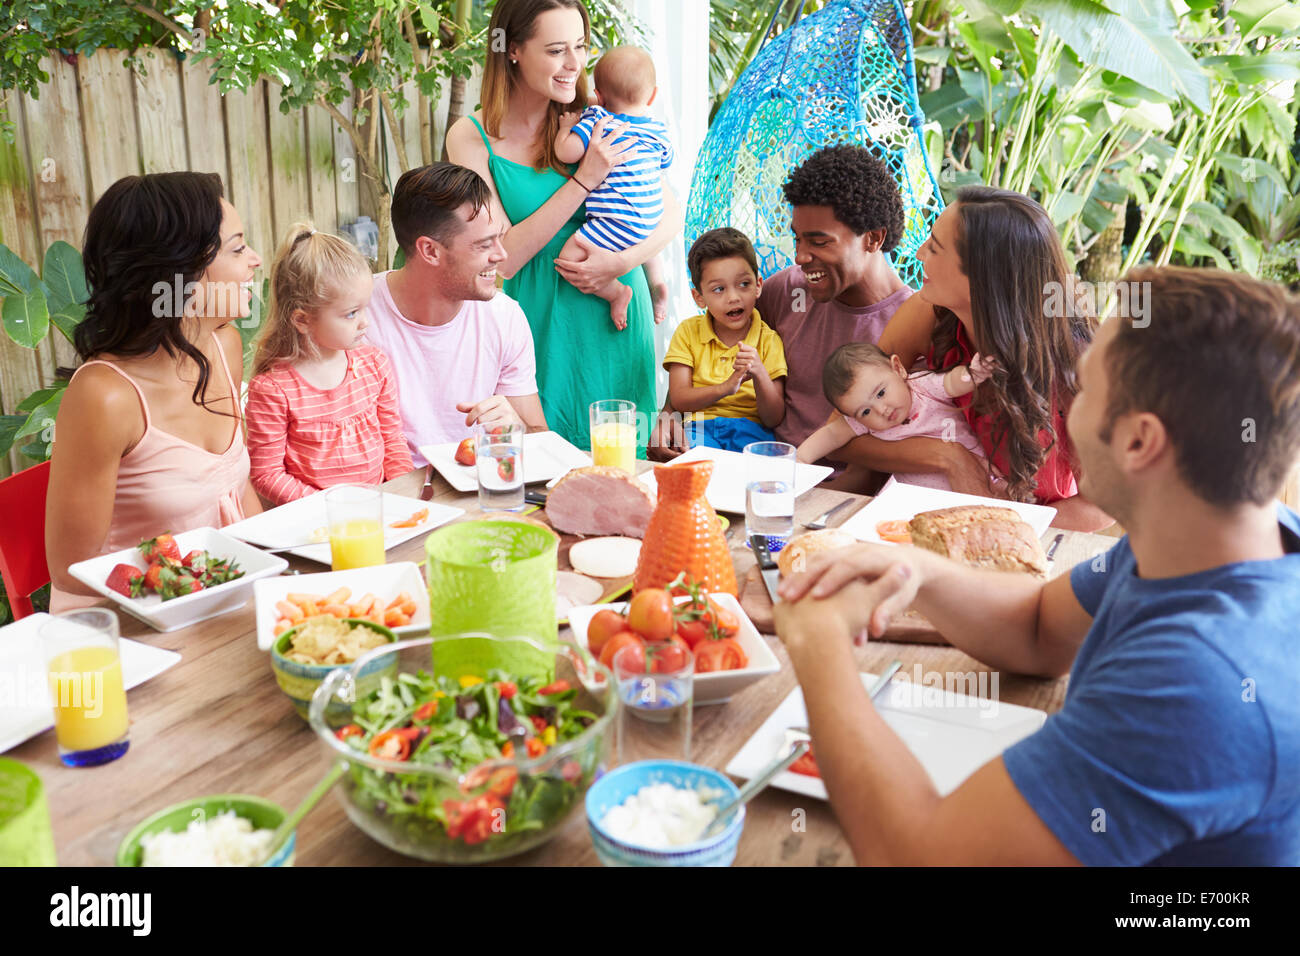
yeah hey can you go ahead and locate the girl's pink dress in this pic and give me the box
[50,344,250,612]
[244,345,412,505]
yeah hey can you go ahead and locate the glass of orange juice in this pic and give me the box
[325,484,385,570]
[40,609,130,768]
[590,399,637,473]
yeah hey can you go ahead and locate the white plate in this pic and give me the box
[837,477,1058,545]
[726,671,1047,799]
[68,528,288,632]
[0,613,182,753]
[253,562,431,651]
[566,592,779,705]
[636,446,833,515]
[419,431,591,493]
[224,490,463,564]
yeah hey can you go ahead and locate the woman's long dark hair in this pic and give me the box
[76,172,229,412]
[930,186,1094,502]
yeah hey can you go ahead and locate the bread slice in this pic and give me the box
[908,506,1048,576]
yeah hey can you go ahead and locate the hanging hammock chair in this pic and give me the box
[686,0,943,289]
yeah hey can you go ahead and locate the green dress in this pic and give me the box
[469,117,655,453]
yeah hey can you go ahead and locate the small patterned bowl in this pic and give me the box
[585,760,744,867]
[271,618,397,720]
[116,794,294,867]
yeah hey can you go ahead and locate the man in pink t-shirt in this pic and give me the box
[650,145,912,457]
[364,164,546,467]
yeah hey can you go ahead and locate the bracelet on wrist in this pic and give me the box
[572,175,594,193]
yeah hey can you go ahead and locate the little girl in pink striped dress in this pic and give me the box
[246,223,412,505]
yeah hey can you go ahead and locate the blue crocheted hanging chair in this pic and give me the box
[686,0,943,289]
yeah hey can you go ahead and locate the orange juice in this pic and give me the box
[46,646,128,752]
[591,421,637,473]
[330,518,385,570]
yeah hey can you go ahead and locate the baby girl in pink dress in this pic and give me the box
[796,342,997,491]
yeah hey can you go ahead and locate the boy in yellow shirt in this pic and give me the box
[664,228,787,451]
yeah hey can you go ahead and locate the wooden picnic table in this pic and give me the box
[17,466,1116,867]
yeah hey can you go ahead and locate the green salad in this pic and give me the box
[334,669,603,852]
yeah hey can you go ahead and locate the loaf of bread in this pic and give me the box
[777,528,857,577]
[907,506,1048,576]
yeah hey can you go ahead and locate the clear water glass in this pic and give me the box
[476,422,525,512]
[744,440,796,552]
[613,644,693,764]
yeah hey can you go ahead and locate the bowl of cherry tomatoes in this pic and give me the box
[565,576,780,705]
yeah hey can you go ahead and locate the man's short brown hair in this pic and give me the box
[1102,265,1300,506]
[687,227,760,289]
[391,163,491,256]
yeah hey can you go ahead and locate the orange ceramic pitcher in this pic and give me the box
[633,460,737,596]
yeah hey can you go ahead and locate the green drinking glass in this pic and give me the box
[0,757,57,866]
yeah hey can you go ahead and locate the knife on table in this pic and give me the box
[750,534,782,606]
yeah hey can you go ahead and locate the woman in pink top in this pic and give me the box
[46,172,264,611]
[246,223,412,504]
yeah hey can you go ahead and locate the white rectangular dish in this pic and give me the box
[837,477,1058,545]
[0,612,182,753]
[253,562,430,650]
[224,490,463,564]
[726,670,1047,798]
[636,446,833,515]
[419,430,591,493]
[565,592,779,705]
[68,528,288,632]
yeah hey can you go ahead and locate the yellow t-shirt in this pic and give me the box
[663,310,788,422]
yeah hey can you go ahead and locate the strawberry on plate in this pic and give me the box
[139,533,181,564]
[105,563,144,598]
[181,549,207,572]
[143,559,177,594]
[454,437,476,467]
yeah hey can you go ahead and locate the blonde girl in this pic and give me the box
[245,223,412,504]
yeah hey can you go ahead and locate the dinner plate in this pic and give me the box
[726,671,1047,799]
[419,431,591,493]
[0,613,182,753]
[636,446,833,515]
[68,528,289,632]
[836,476,1058,545]
[566,592,780,705]
[224,490,463,564]
[253,562,431,651]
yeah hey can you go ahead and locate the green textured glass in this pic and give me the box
[424,520,559,680]
[0,758,56,866]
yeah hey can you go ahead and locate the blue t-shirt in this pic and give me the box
[1002,505,1300,865]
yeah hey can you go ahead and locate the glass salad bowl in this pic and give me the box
[308,633,616,864]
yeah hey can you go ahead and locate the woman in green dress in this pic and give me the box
[446,0,681,452]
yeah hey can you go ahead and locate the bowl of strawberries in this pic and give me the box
[565,573,780,705]
[69,528,288,632]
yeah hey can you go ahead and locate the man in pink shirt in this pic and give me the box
[650,145,912,458]
[365,163,547,467]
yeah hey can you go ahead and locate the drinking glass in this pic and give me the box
[744,440,796,552]
[476,422,525,512]
[613,643,693,764]
[0,758,56,865]
[40,609,130,768]
[589,400,637,473]
[326,484,385,570]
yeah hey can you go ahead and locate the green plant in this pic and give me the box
[0,240,88,462]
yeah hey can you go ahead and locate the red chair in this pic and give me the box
[0,461,51,620]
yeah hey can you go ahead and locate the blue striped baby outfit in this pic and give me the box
[569,105,674,251]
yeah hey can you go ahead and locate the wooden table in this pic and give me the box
[17,468,1116,866]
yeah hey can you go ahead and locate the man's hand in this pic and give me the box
[778,544,927,641]
[647,410,686,461]
[457,396,522,429]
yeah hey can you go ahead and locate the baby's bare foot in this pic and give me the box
[610,283,633,331]
[650,281,669,325]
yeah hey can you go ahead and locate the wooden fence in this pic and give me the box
[0,48,477,474]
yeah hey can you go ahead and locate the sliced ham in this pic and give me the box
[545,466,656,538]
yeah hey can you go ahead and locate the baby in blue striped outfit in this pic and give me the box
[555,46,673,331]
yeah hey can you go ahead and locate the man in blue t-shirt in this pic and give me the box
[775,265,1300,865]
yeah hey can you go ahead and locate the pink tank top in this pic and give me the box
[50,342,251,612]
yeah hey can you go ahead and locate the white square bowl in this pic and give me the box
[565,592,780,705]
[68,528,288,632]
[252,561,431,651]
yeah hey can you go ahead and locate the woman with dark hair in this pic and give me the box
[46,172,263,609]
[445,0,683,450]
[855,185,1112,531]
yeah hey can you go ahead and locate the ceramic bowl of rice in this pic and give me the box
[116,794,294,867]
[271,616,398,720]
